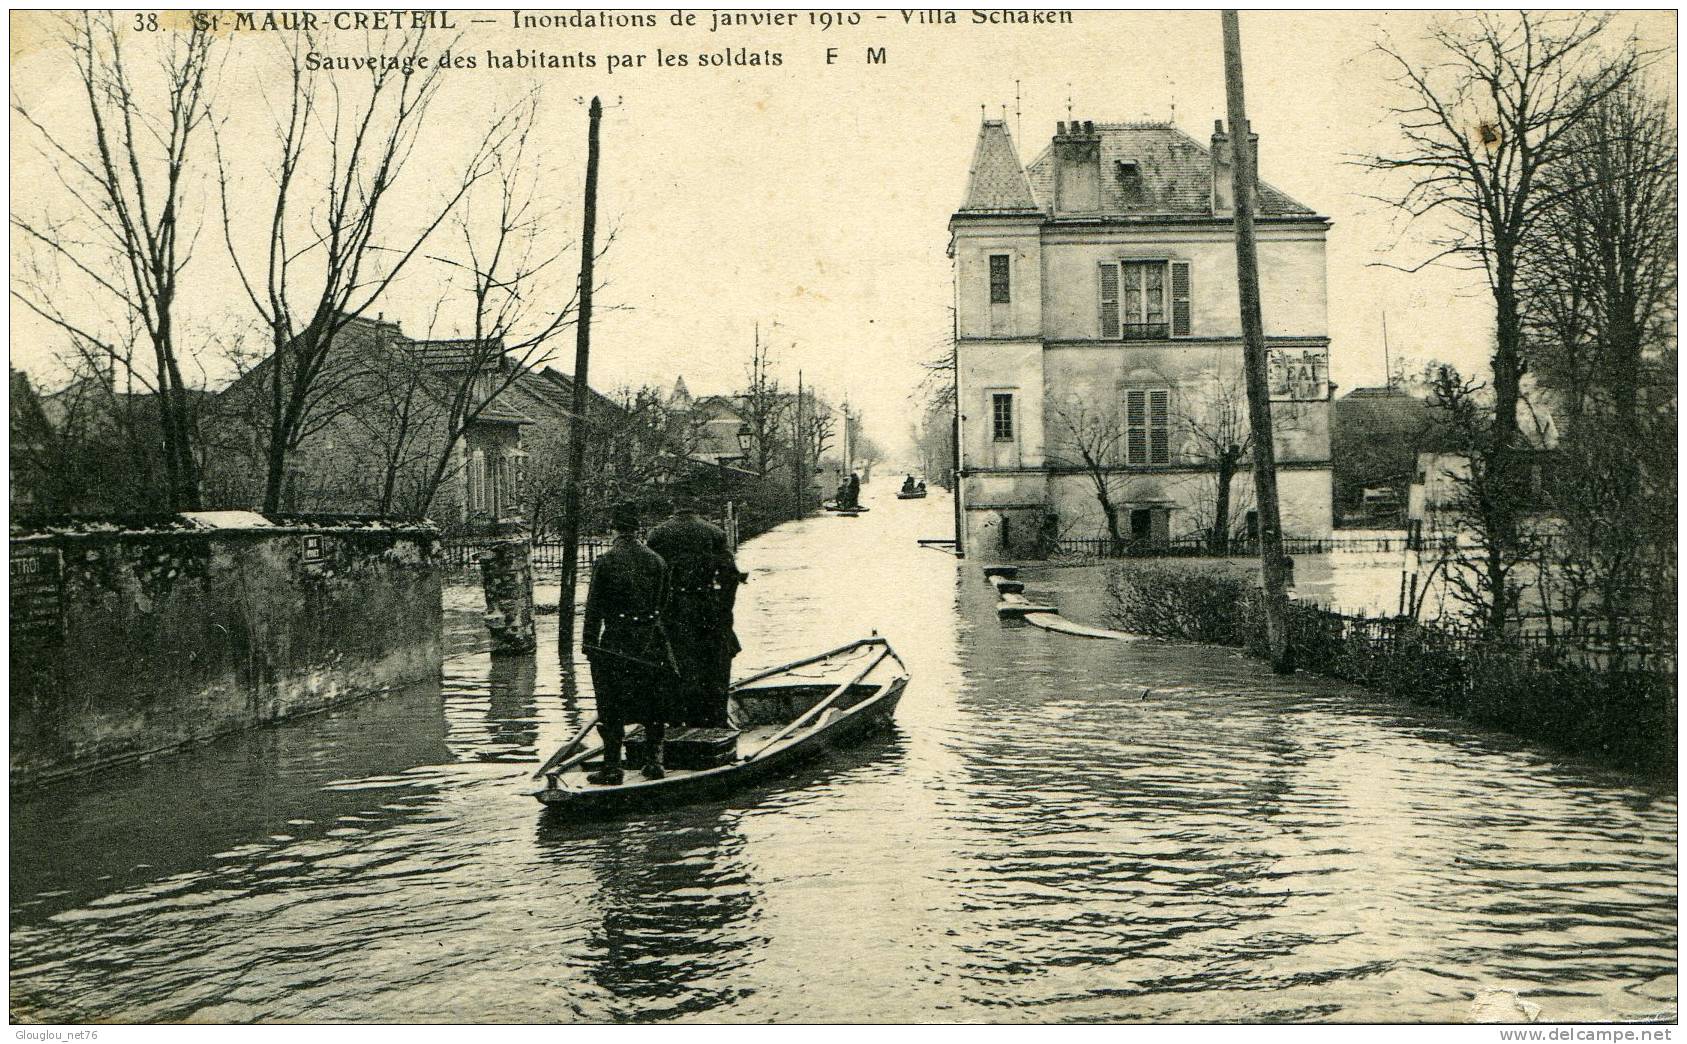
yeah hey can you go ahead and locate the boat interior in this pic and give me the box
[552,683,890,784]
[537,640,906,793]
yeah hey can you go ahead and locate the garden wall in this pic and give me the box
[10,512,442,787]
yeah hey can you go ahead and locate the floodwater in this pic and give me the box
[10,491,1676,1023]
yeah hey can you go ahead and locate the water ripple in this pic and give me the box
[9,495,1677,1023]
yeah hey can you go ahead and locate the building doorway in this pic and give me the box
[1128,507,1170,549]
[1129,508,1152,544]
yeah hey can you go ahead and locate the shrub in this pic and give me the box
[1104,563,1261,645]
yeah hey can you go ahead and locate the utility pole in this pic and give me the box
[1221,11,1294,673]
[557,96,602,655]
[1382,311,1393,390]
[793,369,805,516]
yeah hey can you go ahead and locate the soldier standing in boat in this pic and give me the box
[647,498,745,729]
[582,502,679,784]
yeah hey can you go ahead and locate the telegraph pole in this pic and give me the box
[557,96,602,655]
[793,369,806,515]
[1222,11,1294,673]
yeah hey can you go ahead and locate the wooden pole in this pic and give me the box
[794,369,805,515]
[1222,11,1294,673]
[557,96,603,655]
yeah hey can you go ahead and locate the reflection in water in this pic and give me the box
[9,492,1678,1024]
[541,813,762,1021]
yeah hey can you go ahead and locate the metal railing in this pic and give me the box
[441,535,612,572]
[1054,533,1461,559]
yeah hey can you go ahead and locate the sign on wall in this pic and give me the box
[10,545,64,649]
[1268,346,1330,401]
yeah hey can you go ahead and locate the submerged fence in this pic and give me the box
[1105,562,1676,778]
[1055,533,1460,559]
[442,504,741,573]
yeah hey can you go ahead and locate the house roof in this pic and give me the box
[402,336,504,371]
[957,120,1041,214]
[1020,122,1316,219]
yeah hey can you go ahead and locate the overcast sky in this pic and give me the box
[9,10,1675,457]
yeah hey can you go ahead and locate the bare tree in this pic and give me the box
[12,13,217,510]
[522,386,695,537]
[917,330,958,415]
[741,329,791,478]
[798,391,836,480]
[1363,12,1645,633]
[409,98,593,519]
[912,403,957,489]
[1418,364,1557,634]
[1179,374,1252,555]
[1046,396,1131,551]
[1178,373,1309,553]
[1519,80,1676,657]
[216,29,509,514]
[339,337,446,517]
[1523,80,1676,439]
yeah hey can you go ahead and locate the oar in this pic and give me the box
[538,724,647,785]
[533,715,599,780]
[731,637,878,690]
[747,648,891,761]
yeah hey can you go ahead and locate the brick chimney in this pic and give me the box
[1211,118,1258,215]
[1052,119,1101,214]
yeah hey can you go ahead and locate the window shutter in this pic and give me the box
[1149,390,1171,464]
[1125,389,1146,465]
[1170,261,1192,337]
[1098,263,1120,339]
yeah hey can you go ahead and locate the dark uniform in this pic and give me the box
[646,512,742,729]
[583,532,679,775]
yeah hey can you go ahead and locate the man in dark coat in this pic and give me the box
[582,502,678,784]
[647,500,744,729]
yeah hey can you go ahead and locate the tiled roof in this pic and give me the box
[404,336,502,371]
[957,120,1041,213]
[1022,122,1315,218]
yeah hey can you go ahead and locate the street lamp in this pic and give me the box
[736,426,753,453]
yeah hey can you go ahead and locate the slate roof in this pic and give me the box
[1017,122,1316,219]
[957,120,1041,213]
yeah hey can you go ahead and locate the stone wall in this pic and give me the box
[9,513,442,787]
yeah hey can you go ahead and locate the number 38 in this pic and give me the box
[134,13,158,31]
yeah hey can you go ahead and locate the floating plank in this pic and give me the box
[998,600,1057,617]
[1022,612,1137,641]
[982,565,1019,579]
[989,575,1026,595]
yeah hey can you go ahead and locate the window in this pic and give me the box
[1099,260,1191,339]
[1125,388,1171,465]
[468,450,486,514]
[989,254,1011,304]
[991,393,1015,442]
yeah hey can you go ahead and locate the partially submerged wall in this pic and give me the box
[10,512,443,787]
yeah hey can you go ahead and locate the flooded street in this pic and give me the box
[10,490,1676,1024]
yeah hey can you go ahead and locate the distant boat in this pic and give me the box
[821,500,869,514]
[895,489,927,500]
[531,637,908,817]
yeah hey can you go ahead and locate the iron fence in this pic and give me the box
[441,536,611,572]
[1055,533,1457,559]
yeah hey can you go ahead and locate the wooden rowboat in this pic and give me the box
[895,490,927,500]
[821,500,869,514]
[530,637,909,816]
